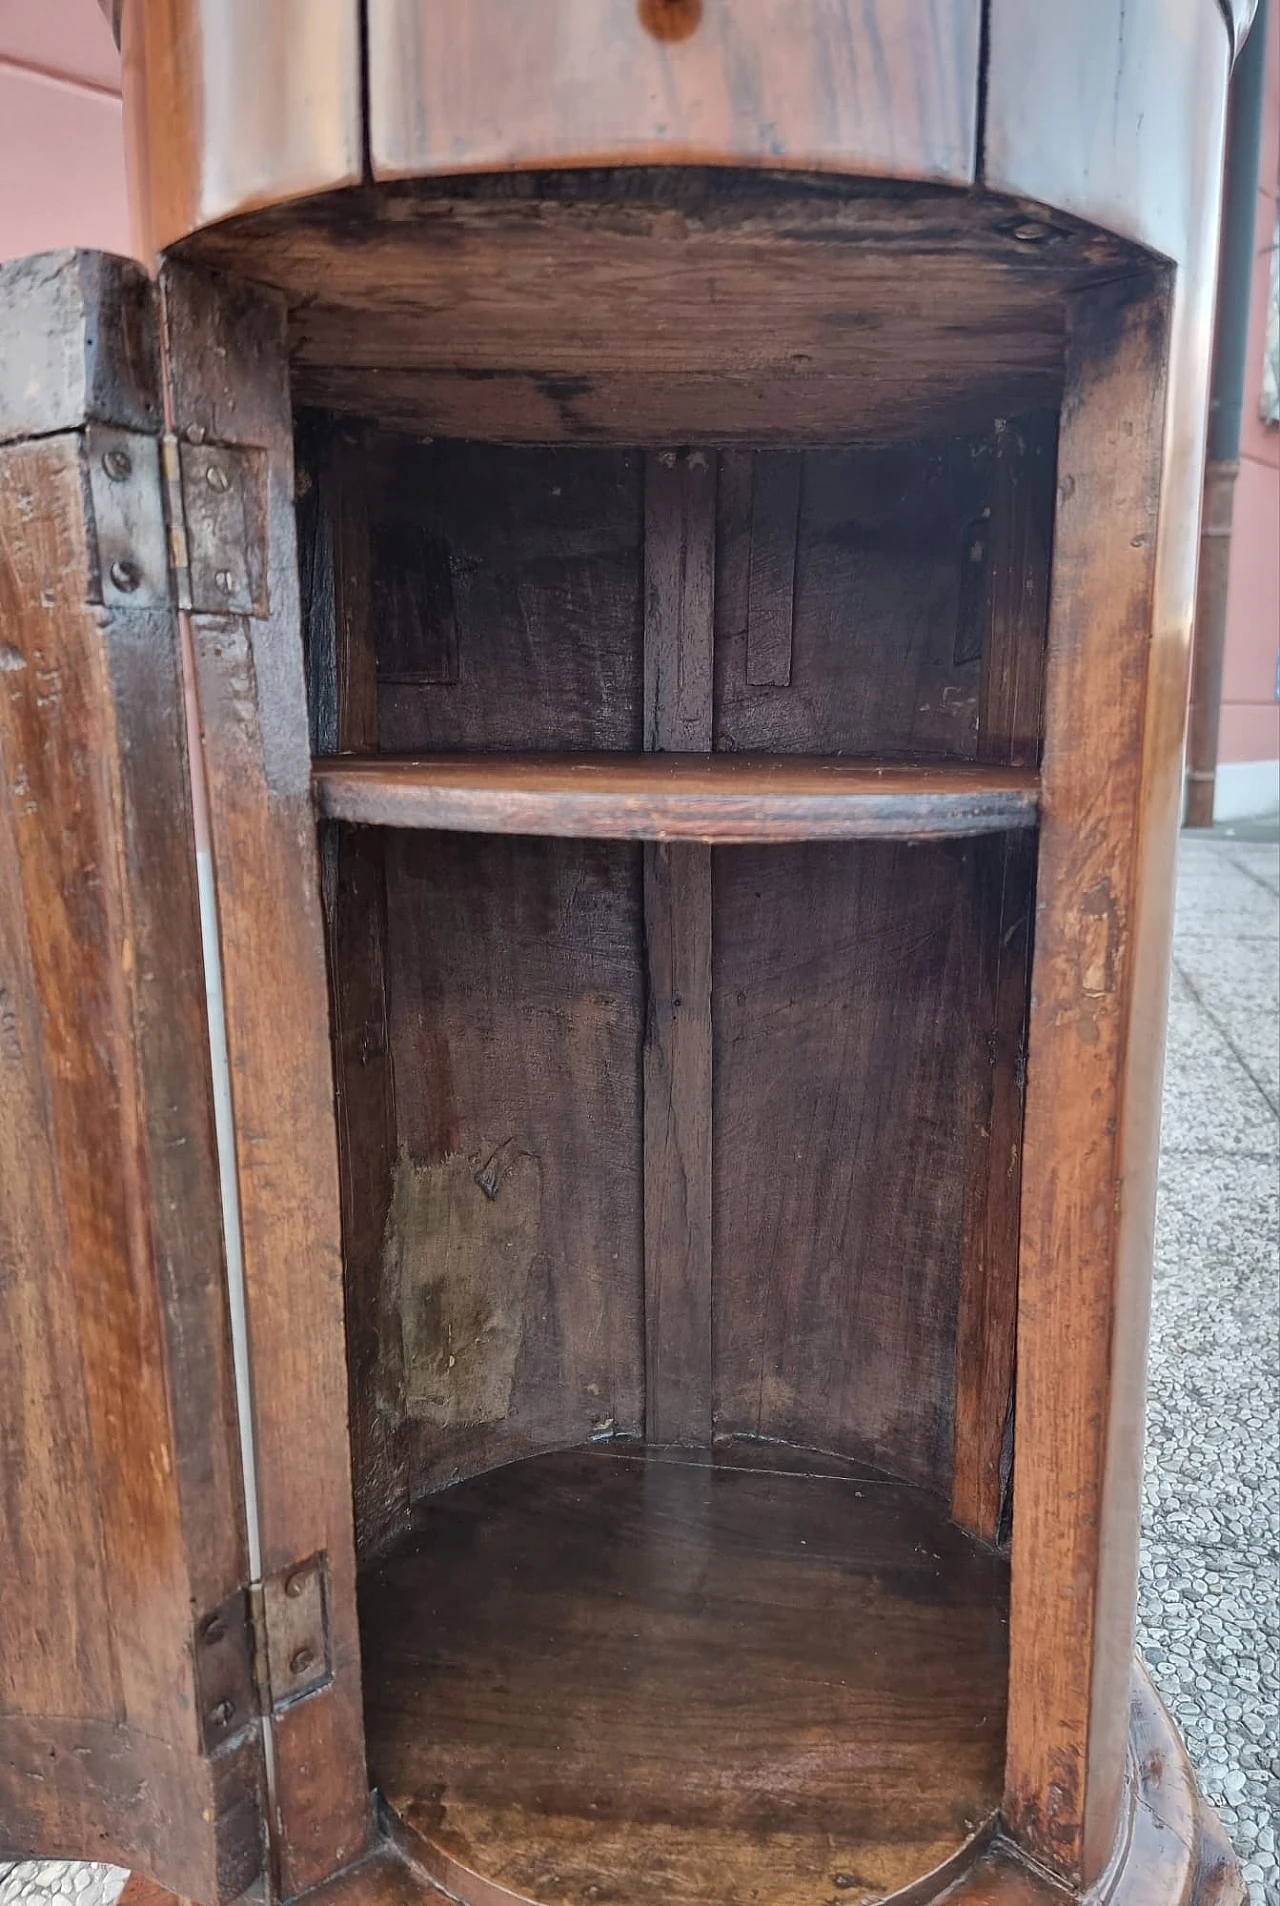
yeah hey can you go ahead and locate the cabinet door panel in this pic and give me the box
[0,251,264,1900]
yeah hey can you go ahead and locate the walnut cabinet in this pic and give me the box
[0,3,1255,1904]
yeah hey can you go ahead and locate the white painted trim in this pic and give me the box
[1213,756,1280,821]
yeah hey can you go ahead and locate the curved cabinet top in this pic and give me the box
[366,0,981,187]
[119,0,1238,262]
[120,0,362,259]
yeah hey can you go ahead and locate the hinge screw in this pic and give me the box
[209,1698,235,1727]
[202,1615,227,1645]
[289,1646,315,1677]
[102,447,132,482]
[184,424,206,445]
[214,569,234,593]
[109,558,142,593]
[205,463,231,493]
[284,1570,307,1599]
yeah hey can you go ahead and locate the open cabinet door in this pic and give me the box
[0,252,266,1901]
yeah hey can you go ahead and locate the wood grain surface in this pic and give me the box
[175,175,1136,448]
[0,260,263,1898]
[160,263,371,1893]
[314,754,1039,840]
[950,415,1054,1541]
[367,0,981,185]
[361,1444,1009,1906]
[382,833,646,1493]
[711,841,998,1489]
[642,451,715,1447]
[0,251,158,445]
[111,1658,1248,1906]
[1004,276,1173,1885]
[120,0,361,257]
[297,419,411,1559]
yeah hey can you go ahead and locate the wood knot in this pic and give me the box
[638,0,702,41]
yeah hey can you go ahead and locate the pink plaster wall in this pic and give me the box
[1218,1,1280,771]
[0,0,130,263]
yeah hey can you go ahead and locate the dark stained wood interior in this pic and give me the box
[295,341,1054,1897]
[382,831,647,1493]
[298,408,1054,1519]
[712,838,1020,1486]
[178,172,1148,448]
[360,1444,1010,1906]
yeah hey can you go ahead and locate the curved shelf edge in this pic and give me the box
[312,754,1040,843]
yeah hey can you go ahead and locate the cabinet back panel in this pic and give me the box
[349,430,1031,762]
[715,439,994,760]
[712,839,996,1489]
[383,832,646,1494]
[374,440,644,754]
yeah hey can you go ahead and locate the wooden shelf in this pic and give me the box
[360,1443,1010,1906]
[313,753,1039,841]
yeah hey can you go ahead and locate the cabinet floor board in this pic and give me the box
[359,1443,1009,1906]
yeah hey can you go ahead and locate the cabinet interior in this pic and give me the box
[295,407,1055,1904]
[274,172,1070,1905]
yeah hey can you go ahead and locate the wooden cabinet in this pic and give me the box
[2,5,1254,1904]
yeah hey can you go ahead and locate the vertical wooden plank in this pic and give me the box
[714,448,754,649]
[298,420,409,1559]
[644,841,714,1447]
[643,449,715,753]
[746,451,801,688]
[978,415,1058,768]
[951,415,1055,1540]
[643,450,714,1447]
[1004,274,1172,1884]
[950,831,1035,1540]
[161,264,371,1896]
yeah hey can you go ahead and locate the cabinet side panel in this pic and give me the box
[297,418,410,1561]
[369,0,981,187]
[1005,277,1172,1886]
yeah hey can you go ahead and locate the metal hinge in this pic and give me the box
[195,1553,333,1753]
[159,431,193,610]
[162,427,270,617]
[85,424,172,610]
[174,431,270,617]
[255,1551,333,1714]
[86,423,269,620]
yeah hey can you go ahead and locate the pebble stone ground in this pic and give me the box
[1,829,1276,1906]
[1137,825,1280,1906]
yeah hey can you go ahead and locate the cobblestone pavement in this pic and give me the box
[3,830,1277,1906]
[1138,827,1280,1906]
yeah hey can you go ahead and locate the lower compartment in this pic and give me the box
[359,1441,1009,1906]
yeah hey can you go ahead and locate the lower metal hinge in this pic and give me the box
[256,1551,333,1713]
[196,1552,332,1750]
